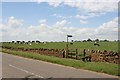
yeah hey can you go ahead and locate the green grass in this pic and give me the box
[1,48,119,76]
[1,41,118,52]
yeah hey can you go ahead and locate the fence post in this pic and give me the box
[62,49,65,58]
[76,49,78,60]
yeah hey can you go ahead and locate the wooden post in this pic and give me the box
[71,52,72,58]
[62,50,64,58]
[76,49,78,60]
[66,35,68,58]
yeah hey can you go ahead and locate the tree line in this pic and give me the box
[2,38,119,44]
[74,38,119,42]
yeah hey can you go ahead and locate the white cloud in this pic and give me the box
[80,20,88,24]
[76,14,88,19]
[39,19,46,23]
[75,12,104,20]
[1,16,25,41]
[33,0,118,14]
[56,15,66,19]
[7,16,24,28]
[1,16,118,42]
[54,20,69,27]
[52,13,72,19]
[95,17,118,38]
[0,24,5,31]
[32,0,118,23]
[94,17,118,40]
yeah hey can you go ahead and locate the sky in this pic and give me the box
[0,0,119,42]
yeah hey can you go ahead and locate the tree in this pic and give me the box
[36,40,40,43]
[28,41,31,43]
[104,39,109,42]
[22,41,25,42]
[22,41,25,43]
[83,40,87,42]
[16,41,20,43]
[32,41,35,43]
[87,38,92,42]
[12,41,15,43]
[95,39,99,42]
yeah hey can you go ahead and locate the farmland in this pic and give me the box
[1,41,118,52]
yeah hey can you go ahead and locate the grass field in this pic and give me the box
[1,48,119,76]
[1,41,118,52]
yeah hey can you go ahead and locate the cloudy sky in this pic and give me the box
[0,0,119,42]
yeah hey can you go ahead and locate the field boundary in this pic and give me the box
[1,46,119,64]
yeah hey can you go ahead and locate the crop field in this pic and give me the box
[1,41,118,52]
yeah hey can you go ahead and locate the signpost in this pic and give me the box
[66,35,72,58]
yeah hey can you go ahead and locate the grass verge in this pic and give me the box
[1,48,119,76]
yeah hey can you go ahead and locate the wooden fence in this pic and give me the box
[1,46,119,64]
